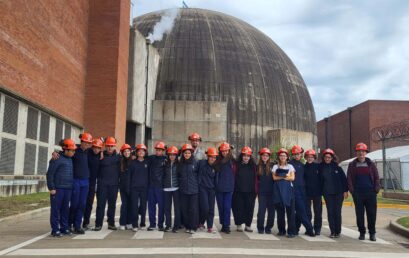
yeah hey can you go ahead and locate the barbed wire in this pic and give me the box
[370,119,409,142]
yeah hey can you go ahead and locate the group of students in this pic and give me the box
[46,133,380,241]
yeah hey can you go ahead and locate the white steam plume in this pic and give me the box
[147,8,180,43]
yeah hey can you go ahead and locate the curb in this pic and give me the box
[0,206,49,224]
[389,219,409,239]
[328,201,409,210]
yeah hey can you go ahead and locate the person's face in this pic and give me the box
[279,154,288,164]
[191,139,199,148]
[293,153,302,161]
[306,155,315,164]
[137,149,146,158]
[65,149,75,158]
[92,146,101,154]
[155,149,164,156]
[169,154,177,161]
[221,150,229,157]
[208,155,216,165]
[357,150,366,160]
[261,153,269,162]
[183,150,192,160]
[324,154,332,164]
[122,149,131,158]
[106,145,115,154]
[242,154,250,163]
[81,141,92,150]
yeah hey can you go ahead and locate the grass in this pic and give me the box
[397,217,409,229]
[343,190,409,205]
[0,192,50,218]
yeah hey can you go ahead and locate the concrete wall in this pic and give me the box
[152,100,227,151]
[267,128,315,150]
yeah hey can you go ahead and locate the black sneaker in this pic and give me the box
[369,233,376,241]
[314,231,321,236]
[61,229,72,235]
[224,227,231,234]
[334,233,340,238]
[82,224,90,231]
[359,233,365,240]
[265,229,272,234]
[74,228,85,234]
[158,226,164,231]
[172,228,178,233]
[147,226,156,231]
[51,231,62,237]
[305,231,315,237]
[277,231,286,236]
[164,226,171,232]
[93,226,102,231]
[329,233,336,238]
[287,234,295,238]
[108,224,117,230]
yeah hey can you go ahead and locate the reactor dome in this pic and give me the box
[135,8,316,150]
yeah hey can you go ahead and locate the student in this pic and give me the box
[347,143,380,241]
[147,141,167,231]
[272,148,296,238]
[289,145,315,237]
[93,137,121,231]
[177,144,199,234]
[46,139,76,237]
[188,133,206,160]
[83,138,103,230]
[232,146,257,233]
[198,147,218,233]
[319,148,348,238]
[214,142,236,234]
[119,144,133,230]
[256,148,275,234]
[304,149,322,236]
[129,144,149,231]
[163,146,181,233]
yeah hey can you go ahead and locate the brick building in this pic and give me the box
[317,100,409,162]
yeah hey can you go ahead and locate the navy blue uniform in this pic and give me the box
[46,154,74,234]
[304,162,322,234]
[215,159,235,230]
[198,160,217,229]
[95,151,121,227]
[83,150,101,227]
[129,158,149,228]
[178,158,199,231]
[290,159,314,235]
[147,155,166,228]
[162,160,180,230]
[119,159,132,227]
[256,163,275,233]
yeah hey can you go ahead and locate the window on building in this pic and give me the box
[26,107,39,140]
[24,143,36,175]
[2,97,19,135]
[39,113,50,143]
[0,138,16,175]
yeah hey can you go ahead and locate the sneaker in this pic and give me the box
[126,224,133,230]
[185,229,191,233]
[277,231,286,236]
[198,224,205,231]
[287,234,295,238]
[82,224,90,231]
[61,229,72,235]
[51,231,62,237]
[158,226,164,231]
[236,225,243,232]
[369,234,376,242]
[305,231,315,237]
[190,230,196,234]
[74,228,85,234]
[108,224,117,230]
[265,228,272,234]
[164,226,171,232]
[207,228,213,233]
[224,227,231,234]
[119,225,126,231]
[132,227,139,232]
[147,226,156,231]
[334,233,340,238]
[359,233,365,240]
[140,223,146,229]
[329,233,336,238]
[172,228,178,233]
[314,231,321,236]
[92,226,102,231]
[258,229,264,234]
[244,226,253,232]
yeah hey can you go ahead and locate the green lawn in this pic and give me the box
[0,192,50,218]
[397,217,409,229]
[344,191,409,205]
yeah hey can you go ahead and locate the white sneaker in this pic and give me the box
[126,224,133,230]
[119,225,126,231]
[132,227,139,232]
[237,225,243,232]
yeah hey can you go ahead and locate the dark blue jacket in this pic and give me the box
[148,155,166,188]
[318,162,348,195]
[88,150,101,187]
[272,168,294,207]
[304,162,322,197]
[257,163,274,194]
[289,159,305,188]
[98,151,121,186]
[72,145,90,179]
[198,160,217,189]
[47,154,74,190]
[216,159,235,193]
[178,158,199,195]
[163,160,178,189]
[129,159,150,189]
[119,159,132,193]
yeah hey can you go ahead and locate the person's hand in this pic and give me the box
[50,190,56,195]
[343,192,348,199]
[51,152,60,160]
[99,151,104,160]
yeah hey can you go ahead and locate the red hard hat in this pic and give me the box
[291,145,304,154]
[241,146,253,155]
[92,139,103,148]
[258,147,271,156]
[188,133,202,141]
[206,147,218,157]
[154,141,166,150]
[105,137,116,147]
[356,142,368,152]
[63,139,77,150]
[181,143,194,152]
[120,144,131,152]
[167,146,179,155]
[323,148,335,156]
[80,132,93,143]
[304,149,317,158]
[219,142,231,151]
[136,144,147,151]
[277,148,289,157]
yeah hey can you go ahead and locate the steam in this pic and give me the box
[147,8,180,43]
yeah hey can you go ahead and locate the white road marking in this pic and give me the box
[243,224,279,240]
[132,229,164,239]
[323,226,391,245]
[190,227,221,239]
[7,247,409,257]
[0,232,49,256]
[73,225,112,240]
[299,234,335,242]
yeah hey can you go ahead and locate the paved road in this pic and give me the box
[0,202,408,257]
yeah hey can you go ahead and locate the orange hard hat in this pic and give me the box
[181,143,194,152]
[206,147,218,157]
[80,132,93,143]
[322,148,335,156]
[356,142,368,152]
[167,146,179,155]
[136,144,147,151]
[291,145,304,154]
[219,142,231,151]
[258,147,271,156]
[120,144,131,152]
[277,148,289,157]
[92,138,103,148]
[188,133,202,141]
[154,141,166,150]
[304,149,317,158]
[105,137,116,146]
[63,139,77,150]
[241,146,253,155]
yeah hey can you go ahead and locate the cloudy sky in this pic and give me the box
[132,0,409,121]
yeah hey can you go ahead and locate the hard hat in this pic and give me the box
[188,132,202,141]
[258,147,271,156]
[241,146,253,155]
[63,139,77,150]
[80,132,93,143]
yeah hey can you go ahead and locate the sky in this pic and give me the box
[131,0,409,121]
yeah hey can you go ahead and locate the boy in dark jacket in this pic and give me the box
[47,139,76,237]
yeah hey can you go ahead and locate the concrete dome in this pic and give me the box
[135,8,316,150]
